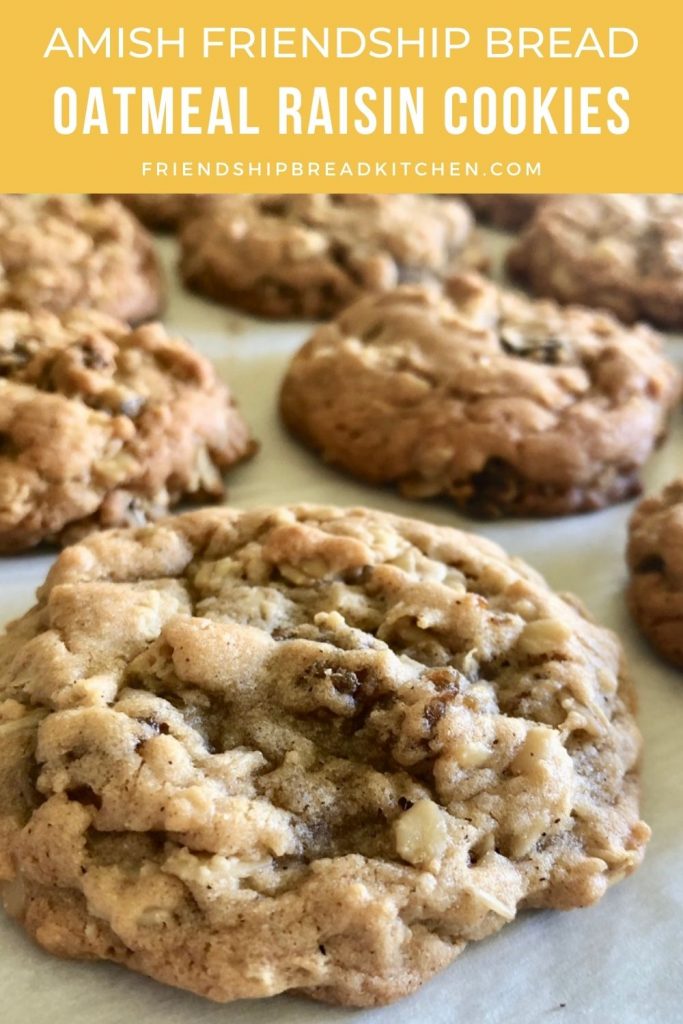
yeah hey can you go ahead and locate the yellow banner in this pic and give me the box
[0,1,679,192]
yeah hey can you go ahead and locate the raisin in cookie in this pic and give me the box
[507,194,683,328]
[0,195,164,323]
[0,504,649,1007]
[280,274,680,518]
[179,193,485,319]
[0,308,254,553]
[98,195,221,232]
[460,194,549,231]
[627,479,683,668]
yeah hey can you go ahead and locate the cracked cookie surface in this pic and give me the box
[0,504,649,1006]
[627,479,683,668]
[99,195,221,232]
[507,194,683,328]
[281,274,680,518]
[0,308,254,552]
[179,194,485,319]
[0,195,164,324]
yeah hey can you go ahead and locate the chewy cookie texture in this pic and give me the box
[179,193,484,319]
[281,274,681,518]
[0,195,164,324]
[627,480,683,668]
[0,505,649,1007]
[508,193,683,328]
[0,308,254,553]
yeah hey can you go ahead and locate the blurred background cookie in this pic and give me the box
[507,194,683,328]
[179,193,486,319]
[0,195,164,324]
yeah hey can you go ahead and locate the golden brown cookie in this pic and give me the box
[0,308,254,552]
[0,504,649,1007]
[507,194,683,328]
[0,195,164,324]
[627,479,683,668]
[179,193,485,319]
[281,274,680,518]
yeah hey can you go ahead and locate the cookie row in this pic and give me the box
[1,196,681,668]
[2,269,680,539]
[111,191,683,331]
[0,193,484,323]
[4,193,683,330]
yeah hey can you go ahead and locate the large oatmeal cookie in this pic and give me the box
[507,194,683,328]
[0,195,164,324]
[0,505,649,1006]
[0,308,254,552]
[280,274,680,518]
[179,193,485,319]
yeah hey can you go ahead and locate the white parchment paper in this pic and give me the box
[1,231,682,1024]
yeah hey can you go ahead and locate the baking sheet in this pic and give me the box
[1,229,682,1024]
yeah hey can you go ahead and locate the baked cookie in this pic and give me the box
[627,479,683,668]
[0,504,649,1007]
[507,194,683,328]
[460,194,549,231]
[280,274,681,518]
[0,308,254,553]
[179,193,484,319]
[0,195,164,324]
[98,195,221,232]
